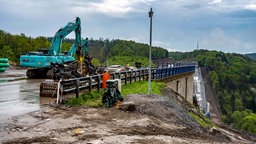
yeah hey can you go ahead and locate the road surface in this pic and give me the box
[0,68,43,124]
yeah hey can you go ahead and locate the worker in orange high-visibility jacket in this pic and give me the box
[102,71,110,88]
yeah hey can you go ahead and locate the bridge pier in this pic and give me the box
[157,72,194,104]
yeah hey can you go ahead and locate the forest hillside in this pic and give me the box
[0,30,168,66]
[170,50,256,134]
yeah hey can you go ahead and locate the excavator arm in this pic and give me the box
[68,37,89,58]
[48,17,82,56]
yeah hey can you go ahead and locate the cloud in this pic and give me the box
[0,0,255,54]
[245,4,256,11]
[183,3,202,10]
[198,28,255,54]
[208,28,240,46]
[70,0,153,18]
[208,0,222,5]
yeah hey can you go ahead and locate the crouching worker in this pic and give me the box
[102,80,123,107]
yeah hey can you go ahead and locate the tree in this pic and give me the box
[231,94,235,112]
[0,45,14,61]
[241,114,256,134]
[166,49,256,133]
[231,110,252,128]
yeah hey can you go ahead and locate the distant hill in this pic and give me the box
[245,53,256,61]
[0,29,169,65]
[169,49,256,134]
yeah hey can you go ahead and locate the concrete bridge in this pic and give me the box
[156,65,210,117]
[157,71,194,104]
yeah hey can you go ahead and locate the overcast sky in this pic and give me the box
[0,0,256,54]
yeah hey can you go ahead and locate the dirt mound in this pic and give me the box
[123,94,230,142]
[125,94,201,129]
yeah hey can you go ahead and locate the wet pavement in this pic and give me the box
[0,68,44,124]
[0,79,43,124]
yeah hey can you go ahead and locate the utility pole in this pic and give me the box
[148,8,153,95]
[104,41,109,66]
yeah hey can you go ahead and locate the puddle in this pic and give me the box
[0,79,43,124]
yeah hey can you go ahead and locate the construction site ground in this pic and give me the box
[1,93,256,143]
[0,66,256,143]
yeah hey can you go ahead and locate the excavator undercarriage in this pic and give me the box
[27,57,97,79]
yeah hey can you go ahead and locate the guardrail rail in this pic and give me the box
[40,63,196,99]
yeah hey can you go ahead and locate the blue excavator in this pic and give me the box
[20,17,95,79]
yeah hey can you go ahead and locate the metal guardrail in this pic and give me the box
[59,64,196,97]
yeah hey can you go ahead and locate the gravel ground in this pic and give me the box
[0,65,255,143]
[1,91,255,143]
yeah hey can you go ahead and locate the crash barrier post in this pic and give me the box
[75,79,80,98]
[124,72,128,85]
[129,71,132,84]
[115,79,122,92]
[89,77,92,91]
[97,75,101,90]
[56,79,63,104]
[58,63,196,97]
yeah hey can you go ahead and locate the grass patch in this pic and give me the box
[121,81,165,98]
[189,112,217,128]
[66,81,164,107]
[66,90,104,107]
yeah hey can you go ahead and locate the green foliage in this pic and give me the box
[0,30,74,64]
[241,114,256,133]
[170,49,256,133]
[189,112,216,128]
[91,58,101,66]
[231,110,256,134]
[0,30,169,66]
[0,45,14,61]
[108,40,168,59]
[121,81,164,98]
[200,51,256,116]
[230,110,252,128]
[171,50,256,113]
[189,112,208,127]
[209,71,219,91]
[107,56,150,67]
[61,42,72,52]
[67,90,104,107]
[89,39,168,66]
